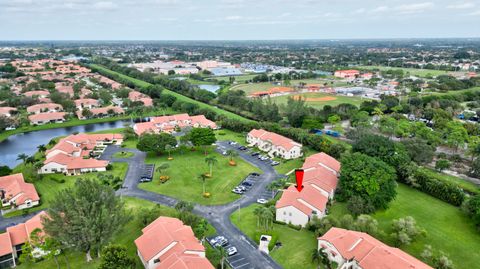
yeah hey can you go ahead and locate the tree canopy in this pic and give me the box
[338,153,397,211]
[137,133,177,155]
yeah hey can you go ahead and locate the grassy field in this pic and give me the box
[138,147,261,205]
[355,65,458,78]
[90,64,253,123]
[214,129,247,144]
[5,163,128,218]
[16,197,216,269]
[230,204,317,269]
[212,74,259,83]
[329,184,480,269]
[271,92,365,109]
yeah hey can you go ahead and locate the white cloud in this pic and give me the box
[467,9,480,15]
[395,2,434,14]
[93,1,117,10]
[447,2,475,9]
[224,15,242,20]
[371,6,389,13]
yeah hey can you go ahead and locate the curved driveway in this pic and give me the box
[102,141,284,269]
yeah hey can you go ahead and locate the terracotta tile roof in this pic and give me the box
[319,227,432,269]
[28,112,66,123]
[275,185,328,215]
[0,232,13,256]
[302,152,341,174]
[74,99,99,107]
[0,107,17,115]
[275,153,339,216]
[1,211,48,253]
[0,173,40,205]
[27,103,63,113]
[24,90,50,97]
[135,216,212,269]
[6,223,27,246]
[248,129,301,151]
[134,114,216,136]
[44,153,109,169]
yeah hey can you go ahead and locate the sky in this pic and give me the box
[0,0,480,40]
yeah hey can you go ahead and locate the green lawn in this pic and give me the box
[355,65,455,78]
[89,64,253,123]
[16,197,215,269]
[138,147,261,205]
[330,184,480,269]
[214,129,247,144]
[230,204,317,269]
[112,151,135,158]
[271,92,364,109]
[5,163,128,218]
[213,74,259,83]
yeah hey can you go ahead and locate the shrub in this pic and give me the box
[287,223,302,230]
[51,177,66,183]
[159,175,170,183]
[203,192,211,198]
[410,169,465,206]
[106,164,113,170]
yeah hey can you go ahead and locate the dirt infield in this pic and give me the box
[292,95,337,102]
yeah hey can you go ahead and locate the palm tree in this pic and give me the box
[25,156,35,166]
[37,144,47,152]
[253,206,262,228]
[156,163,170,175]
[17,153,28,164]
[311,248,332,269]
[165,144,174,160]
[198,174,208,194]
[216,246,228,269]
[226,149,238,165]
[205,156,218,177]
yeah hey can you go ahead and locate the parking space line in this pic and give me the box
[234,262,251,268]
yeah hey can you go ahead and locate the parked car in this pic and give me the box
[251,152,260,157]
[227,246,237,256]
[214,238,229,247]
[241,181,253,187]
[221,151,228,156]
[238,146,247,150]
[232,188,244,194]
[229,141,238,145]
[250,172,260,177]
[210,236,225,245]
[257,198,268,204]
[271,161,280,166]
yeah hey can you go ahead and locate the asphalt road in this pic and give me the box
[1,141,285,269]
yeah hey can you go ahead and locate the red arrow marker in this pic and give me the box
[295,169,304,192]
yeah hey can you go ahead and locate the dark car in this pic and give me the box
[250,172,260,177]
[251,152,260,156]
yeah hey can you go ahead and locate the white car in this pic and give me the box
[257,198,268,204]
[227,246,237,256]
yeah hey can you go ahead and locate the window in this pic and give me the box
[283,211,286,215]
[289,212,292,216]
[153,258,160,263]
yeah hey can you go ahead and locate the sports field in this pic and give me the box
[271,92,365,109]
[229,79,348,95]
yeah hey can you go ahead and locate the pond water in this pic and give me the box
[197,84,221,94]
[0,120,131,168]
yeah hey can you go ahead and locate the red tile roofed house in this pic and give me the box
[41,153,109,176]
[334,70,360,79]
[275,153,339,227]
[96,75,122,90]
[129,91,153,107]
[28,112,67,125]
[41,133,122,175]
[76,106,124,120]
[318,227,432,269]
[0,173,40,212]
[74,98,100,110]
[23,90,50,98]
[0,107,17,117]
[246,129,302,159]
[134,216,214,269]
[55,83,74,97]
[361,72,374,79]
[27,103,63,114]
[79,88,93,98]
[0,211,49,267]
[45,133,123,160]
[133,114,218,136]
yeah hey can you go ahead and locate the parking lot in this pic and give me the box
[206,235,251,269]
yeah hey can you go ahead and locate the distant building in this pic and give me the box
[209,67,243,76]
[27,103,63,114]
[247,129,302,160]
[28,112,67,125]
[74,99,100,110]
[0,107,17,117]
[318,227,432,269]
[133,113,218,136]
[334,70,360,79]
[23,91,50,99]
[128,91,153,107]
[76,106,124,120]
[135,216,214,269]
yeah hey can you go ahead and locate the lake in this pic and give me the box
[198,84,221,94]
[0,120,130,168]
